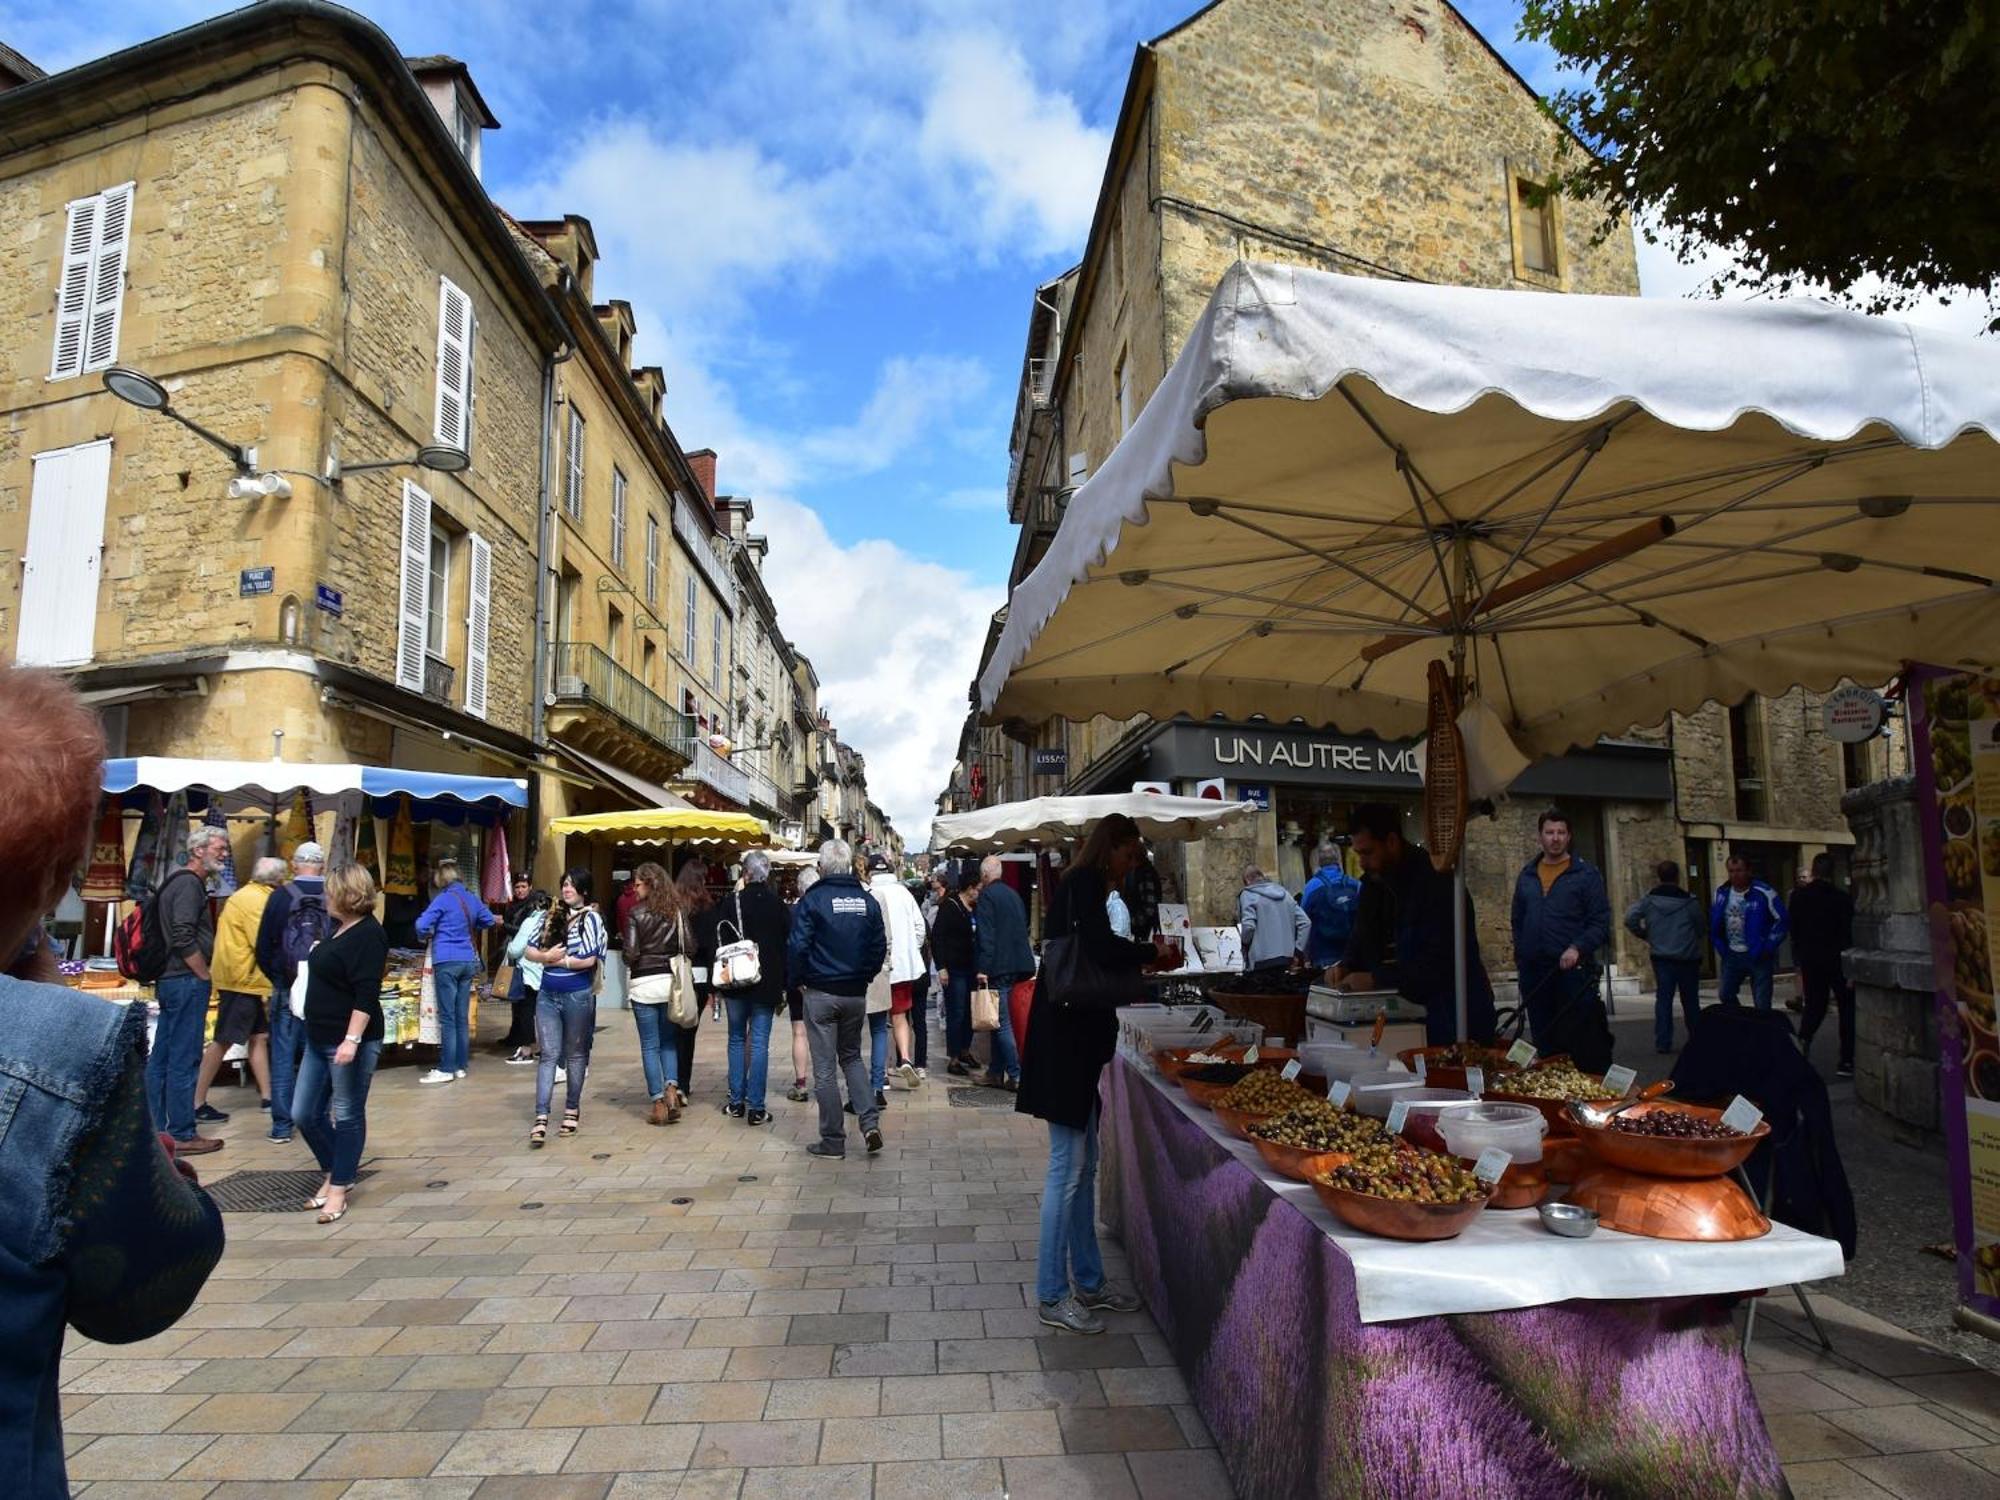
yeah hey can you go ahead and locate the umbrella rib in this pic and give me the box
[1164,494,1431,531]
[1152,578,1428,629]
[1647,531,1994,587]
[1335,384,1464,635]
[1469,426,1612,618]
[1494,562,1827,628]
[1210,507,1435,619]
[1464,411,1633,526]
[1521,441,1897,514]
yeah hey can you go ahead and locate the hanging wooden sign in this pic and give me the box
[1425,659,1468,872]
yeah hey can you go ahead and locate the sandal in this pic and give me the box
[530,1115,548,1148]
[307,1177,332,1211]
[665,1085,683,1125]
[560,1109,580,1137]
[317,1204,348,1224]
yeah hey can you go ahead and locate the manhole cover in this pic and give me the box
[947,1086,1017,1110]
[426,1180,450,1189]
[671,1196,693,1205]
[738,1175,758,1183]
[520,1201,544,1210]
[203,1168,376,1213]
[592,1153,611,1161]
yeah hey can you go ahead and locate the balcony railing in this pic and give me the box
[669,735,751,806]
[732,756,790,817]
[551,641,694,750]
[422,655,455,703]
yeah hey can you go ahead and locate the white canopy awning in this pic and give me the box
[929,792,1260,854]
[981,263,2000,757]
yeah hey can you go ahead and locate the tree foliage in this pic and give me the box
[1519,1,1998,325]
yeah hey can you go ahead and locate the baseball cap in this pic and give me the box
[293,840,326,865]
[866,853,892,872]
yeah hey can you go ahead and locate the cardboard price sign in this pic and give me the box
[1387,1099,1411,1135]
[1472,1148,1512,1185]
[1466,1066,1485,1098]
[1329,1080,1352,1109]
[1281,1059,1303,1082]
[1602,1064,1638,1097]
[1721,1095,1765,1135]
[1506,1039,1538,1069]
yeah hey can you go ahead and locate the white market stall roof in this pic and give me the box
[981,262,2000,758]
[929,792,1260,853]
[102,758,527,808]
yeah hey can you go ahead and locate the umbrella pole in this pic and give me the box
[1454,862,1468,1043]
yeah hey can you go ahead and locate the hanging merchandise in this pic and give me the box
[204,805,238,897]
[384,795,418,895]
[354,811,381,883]
[278,791,313,862]
[81,804,127,901]
[328,806,357,872]
[124,793,166,898]
[481,814,513,903]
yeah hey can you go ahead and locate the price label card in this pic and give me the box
[1721,1095,1765,1135]
[1473,1148,1511,1185]
[1243,1046,1259,1065]
[1387,1099,1410,1134]
[1329,1080,1353,1109]
[1603,1064,1638,1097]
[1506,1039,1538,1068]
[1413,1053,1428,1081]
[1466,1066,1485,1098]
[1281,1059,1303,1081]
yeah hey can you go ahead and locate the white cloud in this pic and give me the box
[936,486,1003,513]
[755,496,1003,846]
[800,355,992,474]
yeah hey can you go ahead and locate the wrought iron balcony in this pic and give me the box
[422,654,455,703]
[669,734,752,806]
[551,641,693,751]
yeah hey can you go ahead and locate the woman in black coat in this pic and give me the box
[708,850,792,1125]
[1017,813,1165,1335]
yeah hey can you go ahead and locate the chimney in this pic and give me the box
[686,449,718,504]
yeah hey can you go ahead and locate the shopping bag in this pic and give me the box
[712,892,762,990]
[417,941,439,1044]
[971,983,1002,1033]
[665,954,700,1026]
[289,953,312,1021]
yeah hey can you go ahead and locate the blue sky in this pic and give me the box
[5,1,1980,840]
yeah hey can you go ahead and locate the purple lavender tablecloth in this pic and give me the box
[1099,1057,1788,1499]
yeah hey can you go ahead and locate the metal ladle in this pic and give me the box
[1565,1078,1674,1130]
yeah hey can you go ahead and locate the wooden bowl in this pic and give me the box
[1251,1136,1348,1181]
[1307,1174,1492,1241]
[1212,1102,1275,1140]
[1540,1135,1589,1185]
[1180,1072,1250,1110]
[1468,1158,1548,1210]
[1564,1167,1771,1241]
[1568,1101,1769,1179]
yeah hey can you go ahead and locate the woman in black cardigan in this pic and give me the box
[1017,813,1167,1334]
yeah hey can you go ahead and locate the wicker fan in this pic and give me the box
[1425,660,1468,872]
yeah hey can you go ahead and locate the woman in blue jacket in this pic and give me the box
[413,858,498,1085]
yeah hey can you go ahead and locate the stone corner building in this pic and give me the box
[942,0,1904,972]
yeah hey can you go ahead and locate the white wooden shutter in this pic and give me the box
[17,440,113,666]
[434,276,475,451]
[49,195,100,380]
[564,407,585,516]
[464,532,492,719]
[396,479,432,690]
[83,184,133,373]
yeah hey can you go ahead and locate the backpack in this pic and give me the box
[1305,872,1358,952]
[114,867,201,982]
[279,882,332,981]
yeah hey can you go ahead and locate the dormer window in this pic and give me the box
[407,56,499,181]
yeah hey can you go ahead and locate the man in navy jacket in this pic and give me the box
[1510,809,1613,1069]
[788,839,889,1158]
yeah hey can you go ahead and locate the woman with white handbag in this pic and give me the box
[623,862,697,1125]
[712,851,792,1126]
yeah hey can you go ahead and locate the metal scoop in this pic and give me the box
[1565,1078,1673,1130]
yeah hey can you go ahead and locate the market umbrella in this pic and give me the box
[929,792,1260,853]
[981,262,2000,1035]
[546,807,770,843]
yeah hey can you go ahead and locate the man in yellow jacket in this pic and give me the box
[194,855,285,1122]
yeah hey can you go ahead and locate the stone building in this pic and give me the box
[940,0,1902,974]
[717,493,812,841]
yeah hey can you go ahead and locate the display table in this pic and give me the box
[1099,1055,1841,1498]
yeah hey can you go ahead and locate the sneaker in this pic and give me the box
[1076,1284,1142,1314]
[175,1135,225,1156]
[864,1128,884,1154]
[266,1129,292,1143]
[875,1090,888,1109]
[806,1141,845,1160]
[896,1061,919,1090]
[957,1052,982,1072]
[554,1067,567,1085]
[506,1050,536,1066]
[979,1073,1006,1089]
[1038,1296,1105,1334]
[1836,1062,1855,1077]
[747,1109,772,1127]
[259,1098,271,1112]
[915,1067,927,1082]
[416,1069,454,1085]
[787,1080,809,1102]
[195,1103,230,1123]
[946,1061,969,1078]
[721,1101,746,1118]
[454,1070,467,1079]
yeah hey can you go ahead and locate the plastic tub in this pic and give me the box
[1392,1089,1479,1151]
[1438,1102,1549,1164]
[1301,1040,1374,1083]
[1140,1023,1262,1056]
[1348,1067,1428,1118]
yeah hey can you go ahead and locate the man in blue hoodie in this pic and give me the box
[1711,854,1789,1012]
[1510,809,1613,1069]
[789,839,889,1158]
[1300,843,1360,969]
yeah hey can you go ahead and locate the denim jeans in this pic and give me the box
[1652,956,1703,1051]
[943,972,972,1059]
[292,1035,381,1187]
[868,1010,888,1094]
[431,959,479,1074]
[631,1001,677,1101]
[535,990,595,1115]
[983,992,1020,1082]
[726,996,778,1112]
[267,990,303,1133]
[1036,1107,1106,1305]
[1719,951,1776,1011]
[147,972,210,1140]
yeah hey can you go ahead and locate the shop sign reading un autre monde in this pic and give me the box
[1212,733,1420,776]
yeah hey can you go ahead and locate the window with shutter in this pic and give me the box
[434,276,476,452]
[396,479,433,690]
[611,467,628,567]
[710,607,723,690]
[50,184,134,381]
[464,532,492,719]
[564,407,586,517]
[17,440,113,666]
[644,513,660,604]
[684,574,697,660]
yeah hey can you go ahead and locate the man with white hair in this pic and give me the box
[972,855,1030,1087]
[148,827,230,1153]
[193,854,286,1123]
[786,839,889,1157]
[256,840,329,1143]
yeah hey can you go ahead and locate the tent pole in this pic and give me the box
[1454,862,1468,1043]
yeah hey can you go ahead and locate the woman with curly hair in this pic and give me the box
[674,861,716,1103]
[625,861,694,1123]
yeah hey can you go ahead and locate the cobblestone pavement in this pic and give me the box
[57,1006,2000,1498]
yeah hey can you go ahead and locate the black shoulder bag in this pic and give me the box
[1041,876,1128,1014]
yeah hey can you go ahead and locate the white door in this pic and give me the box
[17,438,113,666]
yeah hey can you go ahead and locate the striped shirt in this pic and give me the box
[539,907,607,994]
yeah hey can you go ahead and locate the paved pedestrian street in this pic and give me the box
[56,1018,2000,1500]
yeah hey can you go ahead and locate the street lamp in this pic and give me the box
[327,443,471,484]
[102,366,257,473]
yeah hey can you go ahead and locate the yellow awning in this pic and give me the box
[546,807,769,842]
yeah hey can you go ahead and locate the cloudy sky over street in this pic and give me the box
[10,0,1988,841]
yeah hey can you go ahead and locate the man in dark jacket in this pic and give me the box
[1326,804,1495,1046]
[1625,860,1707,1055]
[973,855,1034,1086]
[1789,853,1856,1076]
[1510,809,1614,1067]
[254,842,328,1143]
[787,839,889,1158]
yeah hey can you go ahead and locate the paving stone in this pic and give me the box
[990,1370,1108,1411]
[763,1377,883,1419]
[171,1392,319,1432]
[1767,1412,1884,1463]
[299,1430,459,1479]
[1000,1454,1140,1500]
[393,1355,526,1392]
[939,1338,1042,1374]
[830,1341,935,1378]
[528,1384,661,1428]
[1782,1461,1900,1498]
[67,1435,218,1482]
[737,1463,873,1500]
[433,1427,584,1476]
[819,1414,942,1463]
[286,1390,419,1432]
[328,1481,481,1500]
[172,1433,338,1481]
[1058,1405,1187,1454]
[563,1423,701,1474]
[688,1316,792,1348]
[645,1381,774,1423]
[872,1458,1008,1500]
[1127,1448,1234,1500]
[1826,1404,1995,1454]
[63,1393,208,1432]
[943,1409,1066,1458]
[619,1348,736,1384]
[689,1420,823,1469]
[1846,1451,2000,1499]
[406,1388,547,1432]
[1097,1367,1192,1407]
